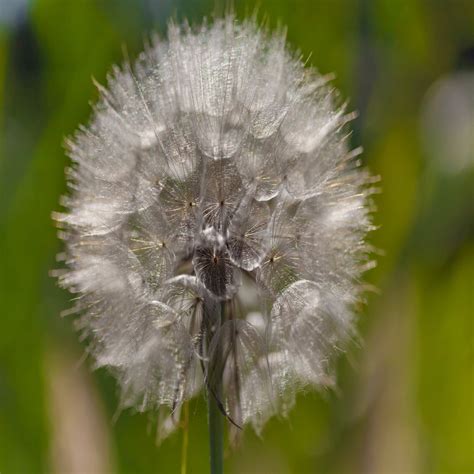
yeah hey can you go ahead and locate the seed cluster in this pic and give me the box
[54,16,375,441]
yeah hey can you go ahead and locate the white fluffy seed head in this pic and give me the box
[54,15,376,441]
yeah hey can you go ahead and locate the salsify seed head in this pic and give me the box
[54,15,376,441]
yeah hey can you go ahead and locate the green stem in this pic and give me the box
[207,302,225,474]
[207,386,223,474]
[180,402,189,474]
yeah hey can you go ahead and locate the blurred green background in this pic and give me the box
[0,0,473,473]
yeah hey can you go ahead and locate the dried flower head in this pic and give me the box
[54,15,376,441]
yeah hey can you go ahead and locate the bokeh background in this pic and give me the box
[1,0,473,473]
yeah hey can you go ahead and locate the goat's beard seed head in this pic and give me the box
[53,15,377,442]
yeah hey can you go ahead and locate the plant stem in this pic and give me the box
[207,385,223,474]
[180,402,189,474]
[207,301,224,474]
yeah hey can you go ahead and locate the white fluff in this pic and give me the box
[55,15,376,441]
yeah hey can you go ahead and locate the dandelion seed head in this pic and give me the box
[55,15,376,440]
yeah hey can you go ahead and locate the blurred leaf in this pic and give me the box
[417,246,474,473]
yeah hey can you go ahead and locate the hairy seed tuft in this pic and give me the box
[54,15,376,441]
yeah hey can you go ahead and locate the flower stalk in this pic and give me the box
[206,301,225,474]
[180,402,189,474]
[208,385,224,474]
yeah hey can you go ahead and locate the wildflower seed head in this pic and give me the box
[54,15,376,439]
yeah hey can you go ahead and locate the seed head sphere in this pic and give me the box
[54,16,376,440]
